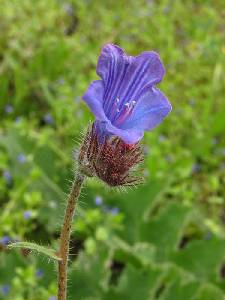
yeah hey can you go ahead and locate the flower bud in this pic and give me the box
[78,124,143,187]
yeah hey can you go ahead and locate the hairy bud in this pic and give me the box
[78,124,144,187]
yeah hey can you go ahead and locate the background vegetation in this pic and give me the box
[0,0,225,299]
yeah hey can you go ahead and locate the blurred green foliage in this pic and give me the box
[0,0,225,299]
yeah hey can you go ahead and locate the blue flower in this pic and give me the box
[49,296,56,300]
[83,44,171,144]
[5,104,13,114]
[35,269,44,278]
[95,196,103,206]
[110,207,119,215]
[104,206,120,215]
[0,236,10,246]
[15,116,22,123]
[1,284,10,295]
[3,170,12,184]
[23,210,32,220]
[17,153,26,164]
[43,113,54,124]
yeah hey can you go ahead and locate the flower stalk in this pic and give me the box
[58,171,85,300]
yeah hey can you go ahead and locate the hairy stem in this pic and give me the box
[58,171,85,300]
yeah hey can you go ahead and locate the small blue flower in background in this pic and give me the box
[3,170,12,184]
[15,116,22,124]
[0,236,10,246]
[110,207,120,215]
[17,153,26,164]
[5,104,13,114]
[43,113,54,124]
[49,296,56,300]
[95,196,103,206]
[83,44,172,144]
[0,284,10,295]
[35,269,44,279]
[23,210,32,220]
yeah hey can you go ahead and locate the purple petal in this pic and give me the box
[117,51,165,103]
[97,44,125,83]
[104,121,144,144]
[119,87,172,131]
[96,44,165,119]
[82,80,107,121]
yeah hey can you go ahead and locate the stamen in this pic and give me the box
[115,100,136,125]
[111,97,120,119]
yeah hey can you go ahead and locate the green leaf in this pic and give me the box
[160,278,199,300]
[69,245,110,299]
[103,264,162,300]
[194,283,225,300]
[111,236,156,268]
[107,180,164,244]
[140,203,191,261]
[0,251,26,282]
[8,242,61,261]
[170,237,225,283]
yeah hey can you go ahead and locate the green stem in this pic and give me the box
[58,171,85,300]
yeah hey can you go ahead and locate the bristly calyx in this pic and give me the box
[78,124,144,187]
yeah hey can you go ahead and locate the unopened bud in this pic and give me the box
[78,124,144,187]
